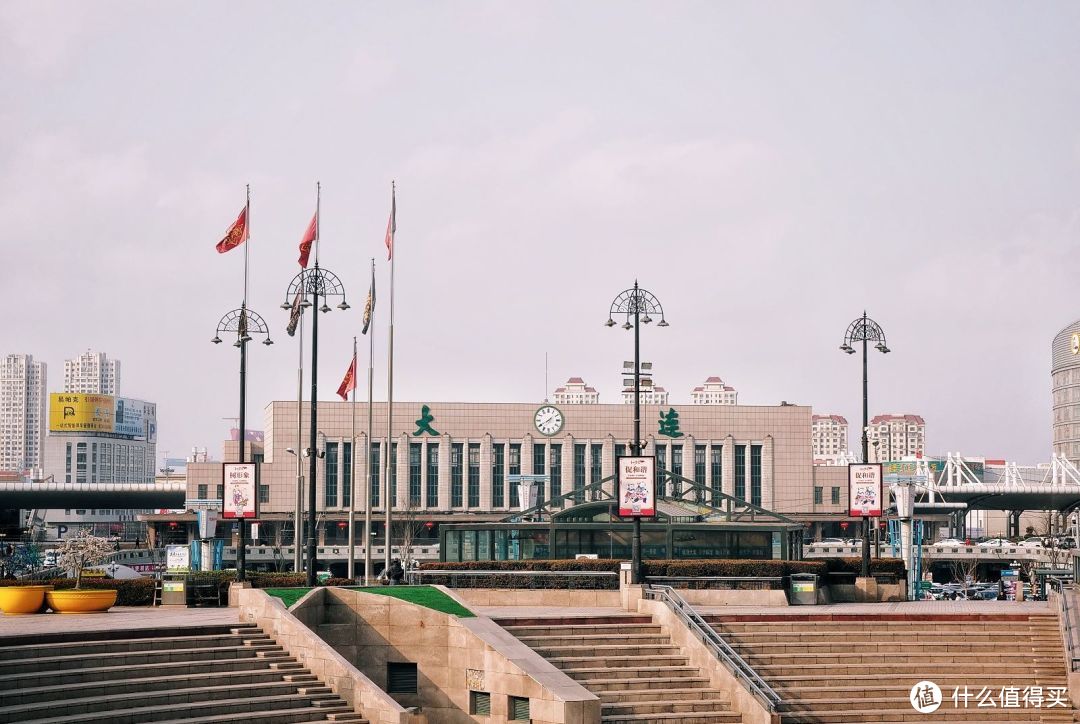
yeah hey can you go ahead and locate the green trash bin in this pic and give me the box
[790,573,819,605]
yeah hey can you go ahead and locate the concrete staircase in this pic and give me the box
[0,623,366,724]
[704,612,1076,723]
[497,613,741,724]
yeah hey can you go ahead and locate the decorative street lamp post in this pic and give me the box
[283,265,349,586]
[839,311,890,579]
[212,305,273,581]
[606,281,668,584]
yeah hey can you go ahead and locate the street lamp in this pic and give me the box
[213,305,273,582]
[283,265,348,586]
[840,311,890,578]
[606,281,669,584]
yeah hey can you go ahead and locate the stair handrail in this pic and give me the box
[644,584,781,712]
[1048,578,1080,672]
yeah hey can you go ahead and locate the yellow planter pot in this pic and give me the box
[45,589,118,614]
[0,585,53,615]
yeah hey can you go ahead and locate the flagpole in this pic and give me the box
[365,259,375,585]
[383,182,395,577]
[243,184,250,306]
[348,337,357,580]
[314,181,321,267]
[294,312,304,572]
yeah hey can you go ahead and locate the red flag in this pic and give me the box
[336,354,357,401]
[215,206,248,254]
[298,212,317,268]
[384,187,396,260]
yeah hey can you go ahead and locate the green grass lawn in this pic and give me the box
[344,585,475,617]
[264,587,311,609]
[263,585,474,618]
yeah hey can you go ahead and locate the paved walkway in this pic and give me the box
[475,606,631,619]
[0,606,241,639]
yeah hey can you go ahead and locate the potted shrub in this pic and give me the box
[45,531,119,613]
[0,544,53,615]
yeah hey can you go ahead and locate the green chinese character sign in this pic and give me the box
[413,405,439,436]
[658,408,683,438]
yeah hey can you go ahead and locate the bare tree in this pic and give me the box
[950,557,981,598]
[56,530,115,589]
[398,495,429,571]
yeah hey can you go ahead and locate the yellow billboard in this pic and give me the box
[49,393,115,433]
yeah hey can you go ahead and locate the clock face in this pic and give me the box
[534,405,564,436]
[1072,333,1079,356]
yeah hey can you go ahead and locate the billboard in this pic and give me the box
[849,464,883,517]
[222,463,257,519]
[48,394,156,440]
[618,456,656,518]
[49,394,114,433]
[114,397,157,441]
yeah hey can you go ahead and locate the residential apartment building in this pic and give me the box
[621,386,669,405]
[64,350,120,395]
[690,376,738,405]
[1052,319,1080,464]
[0,353,47,473]
[866,414,926,463]
[811,414,849,464]
[552,378,599,405]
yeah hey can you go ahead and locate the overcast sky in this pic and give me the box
[3,2,1080,466]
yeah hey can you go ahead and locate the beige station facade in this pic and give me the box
[184,400,850,546]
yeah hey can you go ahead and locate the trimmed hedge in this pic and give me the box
[0,578,156,606]
[824,557,906,576]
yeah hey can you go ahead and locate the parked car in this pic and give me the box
[1018,538,1044,549]
[977,538,1011,548]
[932,538,966,547]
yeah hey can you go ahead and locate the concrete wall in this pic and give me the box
[638,597,777,724]
[237,587,421,724]
[676,589,789,607]
[318,587,599,724]
[451,589,620,608]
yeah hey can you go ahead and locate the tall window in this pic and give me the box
[91,442,97,479]
[831,487,840,505]
[694,445,706,504]
[615,443,626,459]
[533,444,546,507]
[549,445,562,507]
[426,444,439,508]
[451,443,464,507]
[409,443,422,506]
[468,443,480,507]
[750,444,762,506]
[198,484,208,500]
[492,443,505,508]
[814,486,823,504]
[734,444,746,500]
[509,444,521,508]
[590,444,602,501]
[390,443,398,502]
[342,442,352,508]
[369,442,380,507]
[710,445,722,506]
[672,445,683,496]
[76,442,87,484]
[656,445,666,497]
[573,444,586,504]
[65,442,72,483]
[325,442,339,507]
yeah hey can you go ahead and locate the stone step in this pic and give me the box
[549,654,689,669]
[600,687,731,704]
[533,648,678,665]
[0,695,355,724]
[561,665,703,681]
[1,668,315,705]
[777,707,1069,722]
[0,644,284,677]
[600,712,741,723]
[0,625,257,651]
[726,641,1048,655]
[140,706,365,724]
[756,663,1058,677]
[602,697,733,715]
[0,633,263,661]
[774,684,1068,700]
[740,651,1059,665]
[0,657,290,692]
[770,674,1067,690]
[501,623,663,638]
[0,680,322,721]
[584,677,712,692]
[716,630,1041,643]
[515,633,673,647]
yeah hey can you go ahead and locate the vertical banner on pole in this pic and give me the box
[848,464,883,517]
[222,463,258,519]
[617,456,656,517]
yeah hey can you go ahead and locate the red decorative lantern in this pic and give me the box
[424,522,434,530]
[168,521,178,529]
[840,522,849,531]
[337,522,348,529]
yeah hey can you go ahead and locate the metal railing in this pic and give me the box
[644,584,781,713]
[405,569,619,589]
[1048,578,1080,672]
